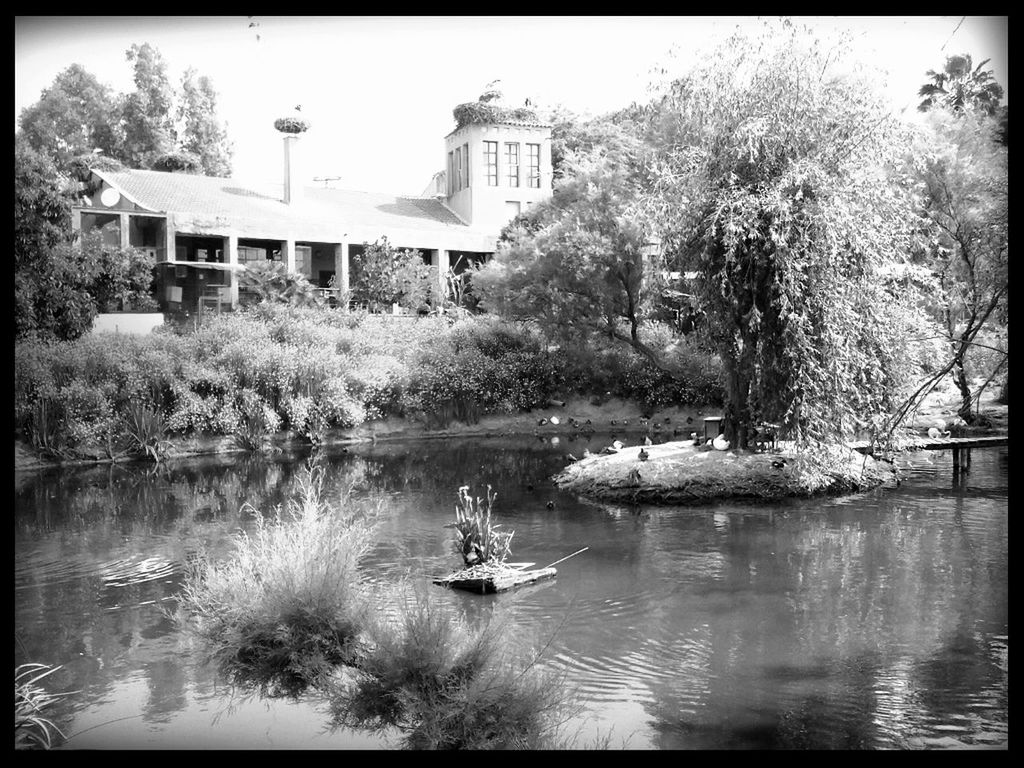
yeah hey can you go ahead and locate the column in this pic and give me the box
[119,212,131,249]
[283,238,296,273]
[163,217,175,261]
[334,242,350,304]
[224,234,239,309]
[431,248,450,304]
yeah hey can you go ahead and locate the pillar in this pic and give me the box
[282,238,296,274]
[224,234,239,308]
[334,242,350,302]
[119,212,130,249]
[163,217,175,261]
[431,248,450,303]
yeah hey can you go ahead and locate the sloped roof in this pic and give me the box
[93,168,475,243]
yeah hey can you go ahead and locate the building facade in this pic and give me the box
[70,111,553,314]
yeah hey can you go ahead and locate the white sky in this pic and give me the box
[14,15,1008,195]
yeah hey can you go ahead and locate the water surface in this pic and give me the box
[14,436,1008,749]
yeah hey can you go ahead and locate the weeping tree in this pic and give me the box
[645,20,927,449]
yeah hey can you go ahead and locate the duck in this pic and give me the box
[546,501,555,509]
[537,418,548,426]
[639,417,650,427]
[566,453,579,463]
[712,434,730,451]
[550,416,561,425]
[686,416,693,425]
[771,457,788,470]
[691,432,701,446]
[627,467,642,485]
[638,448,649,461]
[927,427,951,439]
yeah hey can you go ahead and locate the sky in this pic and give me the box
[14,15,1008,196]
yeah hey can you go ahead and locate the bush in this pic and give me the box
[173,461,379,697]
[333,585,573,750]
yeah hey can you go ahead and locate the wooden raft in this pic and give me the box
[433,564,557,594]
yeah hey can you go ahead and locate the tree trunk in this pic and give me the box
[953,361,976,424]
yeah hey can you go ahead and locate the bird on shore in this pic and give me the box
[686,416,693,425]
[653,423,662,432]
[644,435,653,446]
[713,434,730,451]
[771,457,788,470]
[691,432,701,446]
[638,447,649,461]
[627,467,642,485]
[550,416,561,425]
[537,418,548,426]
[927,427,951,439]
[610,419,618,426]
[546,501,555,509]
[566,453,579,462]
[613,440,624,450]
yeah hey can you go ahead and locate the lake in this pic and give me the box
[14,435,1008,749]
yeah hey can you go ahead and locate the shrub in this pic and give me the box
[173,461,379,697]
[333,585,573,750]
[350,238,433,313]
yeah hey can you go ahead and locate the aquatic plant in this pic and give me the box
[14,664,68,750]
[331,584,576,749]
[123,401,173,462]
[172,459,379,697]
[449,485,513,566]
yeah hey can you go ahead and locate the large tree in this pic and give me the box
[901,107,1008,424]
[639,21,926,448]
[178,67,233,177]
[119,43,177,169]
[17,64,121,170]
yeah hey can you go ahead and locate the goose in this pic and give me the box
[927,427,951,439]
[627,467,642,484]
[712,435,730,451]
[638,448,649,461]
[550,416,561,425]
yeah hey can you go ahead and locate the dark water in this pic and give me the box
[14,436,1008,750]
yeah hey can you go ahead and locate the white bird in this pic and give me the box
[612,440,624,450]
[712,435,730,451]
[927,427,951,439]
[549,416,560,425]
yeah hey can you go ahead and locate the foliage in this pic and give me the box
[334,586,572,749]
[645,19,924,447]
[350,238,433,314]
[237,260,325,308]
[273,116,310,134]
[918,53,1005,116]
[173,461,379,697]
[17,44,232,176]
[449,485,513,566]
[893,106,1008,426]
[122,401,173,461]
[15,663,68,750]
[150,150,201,173]
[178,67,233,176]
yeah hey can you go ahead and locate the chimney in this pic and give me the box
[283,134,303,205]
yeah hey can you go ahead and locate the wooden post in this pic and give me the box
[965,448,972,470]
[953,447,961,472]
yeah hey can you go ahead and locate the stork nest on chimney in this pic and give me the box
[274,117,310,134]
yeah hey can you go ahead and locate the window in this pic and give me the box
[484,141,498,186]
[447,151,454,195]
[527,143,541,188]
[504,142,520,187]
[462,142,470,188]
[455,147,462,192]
[238,246,266,263]
[295,245,312,276]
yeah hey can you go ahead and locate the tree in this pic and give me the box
[903,107,1008,423]
[918,54,1005,116]
[351,238,433,313]
[119,43,177,169]
[15,138,74,268]
[178,68,233,176]
[17,64,121,171]
[643,20,927,448]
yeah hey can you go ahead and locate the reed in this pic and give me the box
[449,485,513,567]
[15,664,68,750]
[173,459,379,697]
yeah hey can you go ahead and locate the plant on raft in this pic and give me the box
[15,663,69,750]
[448,485,513,567]
[171,459,379,697]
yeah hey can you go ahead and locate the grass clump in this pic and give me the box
[15,663,69,750]
[173,459,379,697]
[332,585,576,750]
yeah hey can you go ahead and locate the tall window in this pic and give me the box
[455,147,463,191]
[526,143,541,188]
[461,142,470,188]
[504,142,520,187]
[447,151,454,195]
[484,141,498,186]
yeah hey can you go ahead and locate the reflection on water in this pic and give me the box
[14,438,1008,749]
